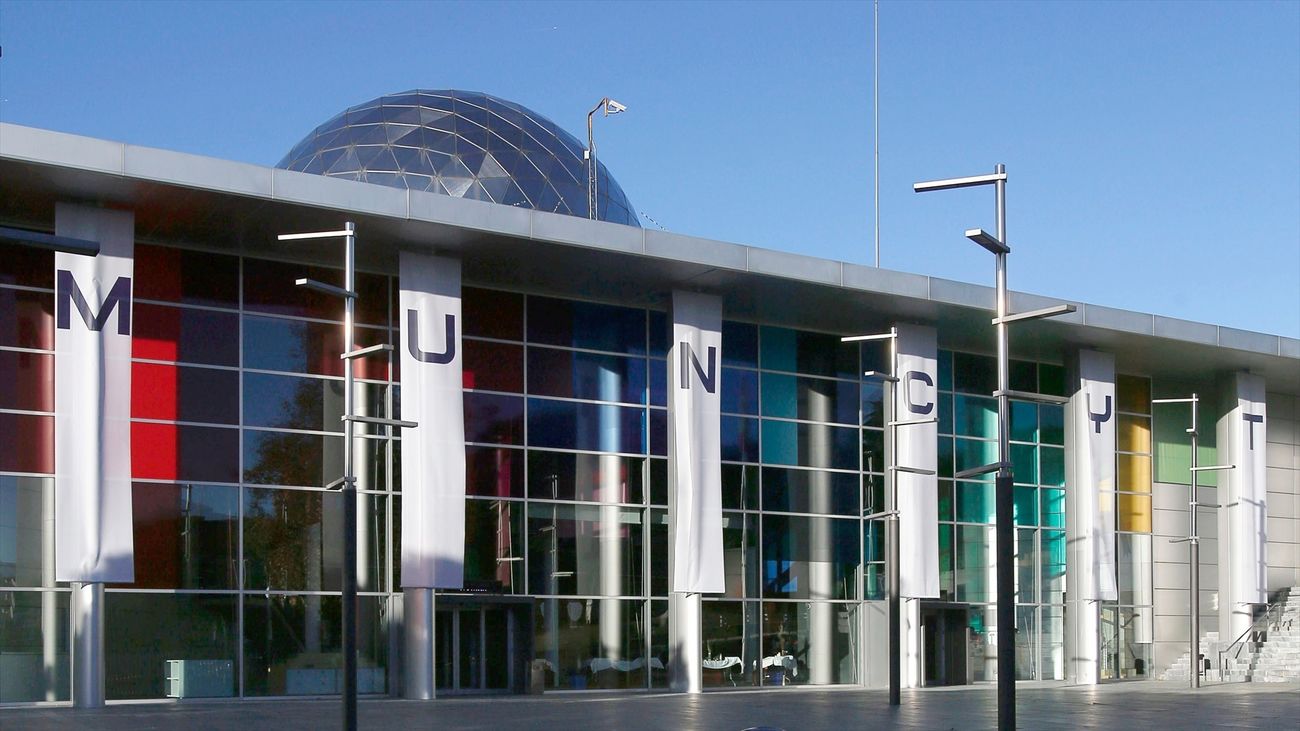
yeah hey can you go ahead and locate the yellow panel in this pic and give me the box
[1117,374,1151,415]
[1118,414,1151,454]
[1119,493,1152,532]
[1118,454,1152,493]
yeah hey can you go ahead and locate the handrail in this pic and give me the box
[1215,592,1290,681]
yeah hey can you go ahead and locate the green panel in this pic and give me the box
[760,420,797,466]
[759,326,797,372]
[937,479,954,521]
[1014,486,1038,526]
[1011,443,1038,485]
[1040,446,1065,487]
[1041,488,1065,528]
[956,481,995,523]
[1039,364,1066,397]
[1040,404,1065,446]
[938,350,953,391]
[760,373,798,419]
[955,437,996,477]
[1010,400,1038,442]
[955,394,998,439]
[1151,392,1219,487]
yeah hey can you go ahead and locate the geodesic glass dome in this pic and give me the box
[278,89,638,226]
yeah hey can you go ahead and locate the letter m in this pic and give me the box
[679,342,717,393]
[56,269,131,335]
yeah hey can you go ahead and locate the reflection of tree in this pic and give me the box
[245,377,328,488]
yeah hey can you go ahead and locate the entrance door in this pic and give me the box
[435,607,513,693]
[920,606,969,686]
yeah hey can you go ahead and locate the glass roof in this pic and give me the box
[278,90,638,227]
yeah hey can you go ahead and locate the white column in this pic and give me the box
[402,588,435,699]
[1217,372,1268,642]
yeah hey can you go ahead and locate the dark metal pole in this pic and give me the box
[1189,394,1200,689]
[993,165,1015,731]
[886,331,901,706]
[342,221,358,731]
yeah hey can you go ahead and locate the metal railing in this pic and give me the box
[1215,593,1291,682]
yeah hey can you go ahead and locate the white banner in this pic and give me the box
[895,324,939,599]
[1072,349,1118,602]
[399,252,465,589]
[668,291,724,594]
[54,204,135,583]
[1226,372,1267,606]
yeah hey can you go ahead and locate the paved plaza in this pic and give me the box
[2,682,1297,731]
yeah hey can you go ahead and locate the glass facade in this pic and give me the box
[277,90,639,227]
[0,238,1169,699]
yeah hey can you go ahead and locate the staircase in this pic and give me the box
[1159,586,1300,683]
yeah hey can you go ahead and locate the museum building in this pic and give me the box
[0,90,1296,704]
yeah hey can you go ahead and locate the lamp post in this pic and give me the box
[1150,395,1234,688]
[587,97,627,220]
[277,223,415,731]
[841,329,937,707]
[914,165,1074,731]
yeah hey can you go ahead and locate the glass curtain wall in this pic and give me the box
[1102,375,1154,680]
[936,350,1068,682]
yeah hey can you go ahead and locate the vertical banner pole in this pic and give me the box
[342,222,358,731]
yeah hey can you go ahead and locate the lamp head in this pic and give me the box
[604,98,627,115]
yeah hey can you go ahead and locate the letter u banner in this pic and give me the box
[668,291,724,594]
[895,324,939,598]
[54,204,135,582]
[399,251,465,589]
[1070,350,1118,602]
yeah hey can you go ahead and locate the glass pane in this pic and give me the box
[463,339,523,393]
[133,423,239,483]
[1116,374,1151,415]
[761,374,858,425]
[702,601,760,687]
[0,590,69,701]
[132,363,239,424]
[466,392,525,445]
[721,320,757,368]
[0,412,53,474]
[1010,400,1037,442]
[243,595,387,695]
[463,499,524,593]
[1039,404,1065,446]
[106,593,237,699]
[0,241,53,288]
[720,416,759,463]
[761,514,858,600]
[1015,605,1037,680]
[721,367,759,415]
[242,430,341,487]
[1017,529,1037,604]
[759,326,857,379]
[1040,488,1065,528]
[720,464,759,510]
[1041,530,1066,604]
[861,380,885,429]
[1118,414,1152,454]
[526,450,643,503]
[1038,364,1066,397]
[527,503,644,597]
[759,601,857,685]
[721,512,759,599]
[952,351,996,395]
[1118,493,1152,533]
[954,395,998,439]
[527,346,646,404]
[534,598,646,689]
[1014,486,1038,526]
[466,445,524,498]
[760,420,858,470]
[243,487,386,592]
[135,244,239,307]
[0,477,55,587]
[0,350,52,413]
[527,296,646,355]
[1011,444,1038,485]
[954,438,996,478]
[956,525,994,603]
[956,481,995,523]
[127,482,238,590]
[761,467,858,516]
[1118,454,1152,493]
[1040,446,1065,487]
[526,398,643,453]
[463,286,522,340]
[243,257,387,325]
[243,315,389,380]
[0,289,53,350]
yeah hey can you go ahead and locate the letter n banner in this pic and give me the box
[54,204,135,582]
[668,291,724,594]
[399,251,465,589]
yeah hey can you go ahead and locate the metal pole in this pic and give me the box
[993,164,1015,731]
[873,0,880,268]
[1189,394,1200,689]
[587,108,598,220]
[342,221,358,731]
[887,333,901,706]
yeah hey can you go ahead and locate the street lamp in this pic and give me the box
[841,329,937,707]
[914,165,1074,731]
[587,97,627,220]
[1150,395,1234,688]
[277,222,415,731]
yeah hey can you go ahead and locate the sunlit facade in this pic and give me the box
[0,97,1297,705]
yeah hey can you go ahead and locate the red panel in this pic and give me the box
[132,362,179,421]
[133,303,181,362]
[133,422,179,480]
[0,289,54,350]
[0,350,53,412]
[463,340,523,393]
[0,413,54,473]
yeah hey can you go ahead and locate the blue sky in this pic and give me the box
[1,0,1296,337]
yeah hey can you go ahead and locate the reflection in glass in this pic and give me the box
[243,487,386,592]
[761,514,858,600]
[534,598,647,689]
[527,398,644,454]
[0,476,53,587]
[760,602,857,685]
[761,467,858,516]
[721,512,759,599]
[129,482,238,590]
[0,590,68,701]
[527,503,644,597]
[464,499,524,593]
[243,594,387,695]
[527,450,643,504]
[702,601,760,687]
[106,593,237,699]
